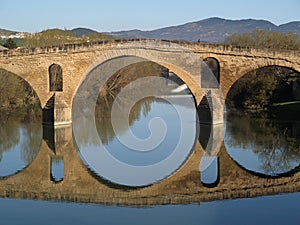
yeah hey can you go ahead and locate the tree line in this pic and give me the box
[24,29,112,48]
[0,29,112,49]
[225,29,300,50]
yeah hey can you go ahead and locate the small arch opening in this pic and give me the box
[197,95,212,124]
[49,64,63,92]
[201,57,220,88]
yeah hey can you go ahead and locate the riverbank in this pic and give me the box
[268,101,300,119]
[271,101,300,111]
[227,101,300,121]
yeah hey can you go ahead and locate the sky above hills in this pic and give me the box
[0,0,299,33]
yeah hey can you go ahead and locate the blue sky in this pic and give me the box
[0,0,299,32]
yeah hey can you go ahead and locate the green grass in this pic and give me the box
[272,101,300,106]
[272,101,300,112]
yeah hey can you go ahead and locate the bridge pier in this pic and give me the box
[199,123,224,186]
[42,93,72,126]
[43,124,72,182]
[198,88,224,125]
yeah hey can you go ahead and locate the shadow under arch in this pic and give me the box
[0,68,43,180]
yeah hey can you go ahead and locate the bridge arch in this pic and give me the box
[224,64,300,177]
[74,40,207,106]
[226,64,300,103]
[0,68,42,110]
[225,61,300,100]
[226,64,300,104]
[49,63,63,92]
[0,68,43,179]
[72,41,225,127]
[202,57,220,88]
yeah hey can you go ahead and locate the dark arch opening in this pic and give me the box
[197,95,212,124]
[49,64,63,92]
[201,57,220,88]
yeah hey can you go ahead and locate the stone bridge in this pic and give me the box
[1,124,300,205]
[1,39,299,125]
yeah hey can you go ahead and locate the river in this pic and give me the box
[0,92,299,224]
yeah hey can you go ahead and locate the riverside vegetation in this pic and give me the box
[226,66,300,114]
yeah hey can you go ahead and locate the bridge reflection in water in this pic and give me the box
[1,107,300,206]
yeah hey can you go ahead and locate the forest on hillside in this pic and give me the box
[0,29,112,49]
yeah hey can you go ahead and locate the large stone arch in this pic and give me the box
[0,63,50,108]
[226,64,300,104]
[72,40,225,125]
[223,58,300,100]
[74,40,206,105]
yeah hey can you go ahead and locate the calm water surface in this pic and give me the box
[225,111,300,177]
[0,97,299,225]
[1,192,300,225]
[0,117,41,178]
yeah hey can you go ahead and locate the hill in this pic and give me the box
[0,28,17,36]
[71,28,101,37]
[107,17,300,43]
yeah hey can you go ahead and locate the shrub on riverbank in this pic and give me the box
[226,66,300,112]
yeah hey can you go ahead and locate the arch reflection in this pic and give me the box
[225,111,300,177]
[0,114,42,178]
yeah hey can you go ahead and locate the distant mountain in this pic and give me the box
[70,28,113,39]
[107,17,300,43]
[1,17,299,43]
[278,22,300,34]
